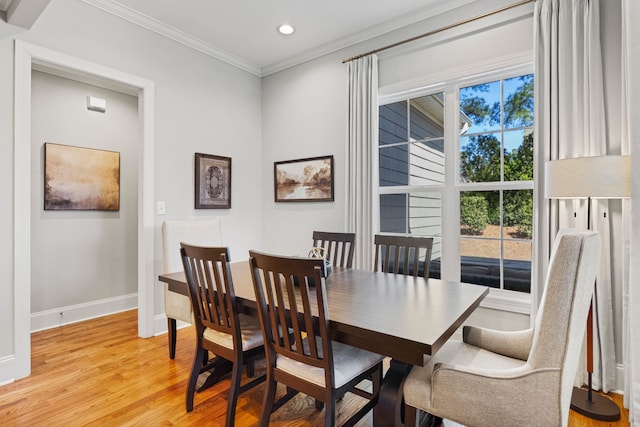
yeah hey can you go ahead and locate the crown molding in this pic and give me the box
[261,0,476,76]
[82,0,262,77]
[83,0,479,77]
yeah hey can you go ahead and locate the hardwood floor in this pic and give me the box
[0,310,629,426]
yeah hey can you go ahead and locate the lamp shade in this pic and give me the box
[544,155,630,199]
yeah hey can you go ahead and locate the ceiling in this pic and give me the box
[80,0,474,76]
[2,0,479,76]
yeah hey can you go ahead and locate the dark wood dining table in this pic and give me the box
[159,261,488,426]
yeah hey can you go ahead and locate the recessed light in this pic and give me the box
[278,24,295,35]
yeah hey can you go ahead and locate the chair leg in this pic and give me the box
[245,359,255,377]
[324,395,336,427]
[186,347,206,412]
[167,318,177,359]
[259,377,277,427]
[226,356,243,427]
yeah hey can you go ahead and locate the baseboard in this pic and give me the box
[30,294,137,332]
[0,355,17,386]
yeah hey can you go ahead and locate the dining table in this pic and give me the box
[159,260,489,426]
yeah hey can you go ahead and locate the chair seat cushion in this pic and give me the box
[276,338,384,388]
[164,286,193,323]
[403,340,526,411]
[203,313,263,351]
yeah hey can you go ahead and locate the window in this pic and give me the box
[378,70,534,301]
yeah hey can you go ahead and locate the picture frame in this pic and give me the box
[44,142,120,211]
[274,155,334,202]
[195,153,231,209]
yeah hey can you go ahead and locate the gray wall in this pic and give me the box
[0,0,263,365]
[30,71,138,317]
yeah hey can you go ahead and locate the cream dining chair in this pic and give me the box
[161,217,223,359]
[402,229,601,427]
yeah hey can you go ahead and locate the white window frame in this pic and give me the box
[378,61,534,314]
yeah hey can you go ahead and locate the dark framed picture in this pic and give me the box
[195,153,231,209]
[274,155,334,202]
[44,142,120,211]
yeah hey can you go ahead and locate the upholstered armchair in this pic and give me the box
[161,218,223,358]
[403,229,601,427]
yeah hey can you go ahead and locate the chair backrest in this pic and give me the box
[180,244,239,339]
[249,251,334,384]
[373,234,433,278]
[162,218,223,273]
[312,231,356,268]
[528,229,600,421]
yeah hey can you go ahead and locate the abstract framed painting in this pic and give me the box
[274,155,334,202]
[195,153,232,209]
[44,142,120,211]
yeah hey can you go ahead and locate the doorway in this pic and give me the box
[13,40,155,379]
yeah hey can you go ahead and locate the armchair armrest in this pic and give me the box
[430,362,561,426]
[463,325,533,361]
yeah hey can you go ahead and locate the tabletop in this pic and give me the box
[159,260,489,366]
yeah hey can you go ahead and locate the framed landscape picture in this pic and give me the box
[195,153,231,209]
[274,155,334,202]
[44,142,120,211]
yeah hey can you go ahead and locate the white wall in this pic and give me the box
[30,71,138,322]
[0,0,263,374]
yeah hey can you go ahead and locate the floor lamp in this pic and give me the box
[545,155,629,421]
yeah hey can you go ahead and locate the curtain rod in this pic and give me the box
[342,0,535,63]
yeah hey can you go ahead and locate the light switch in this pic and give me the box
[156,201,166,215]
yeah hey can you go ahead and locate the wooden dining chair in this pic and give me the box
[248,250,384,427]
[180,244,265,426]
[373,234,433,278]
[312,231,356,268]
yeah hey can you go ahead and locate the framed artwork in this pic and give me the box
[195,153,231,209]
[274,155,334,202]
[44,142,120,211]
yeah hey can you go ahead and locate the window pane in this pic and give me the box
[460,133,501,183]
[504,190,533,239]
[410,93,445,140]
[379,145,409,186]
[460,238,501,289]
[380,194,407,233]
[503,74,534,129]
[460,80,500,133]
[409,141,445,185]
[460,191,499,235]
[379,101,407,145]
[504,240,531,293]
[504,129,533,181]
[408,191,441,236]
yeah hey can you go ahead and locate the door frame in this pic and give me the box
[13,40,155,379]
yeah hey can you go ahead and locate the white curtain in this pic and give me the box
[622,0,640,423]
[534,0,616,392]
[346,55,379,270]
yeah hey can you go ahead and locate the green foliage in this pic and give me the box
[504,132,534,181]
[504,190,533,238]
[459,74,534,236]
[504,75,534,128]
[460,134,501,183]
[460,195,489,235]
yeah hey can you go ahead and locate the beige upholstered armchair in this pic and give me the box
[403,229,601,427]
[161,218,223,358]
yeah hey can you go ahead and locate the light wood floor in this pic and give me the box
[0,310,629,426]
